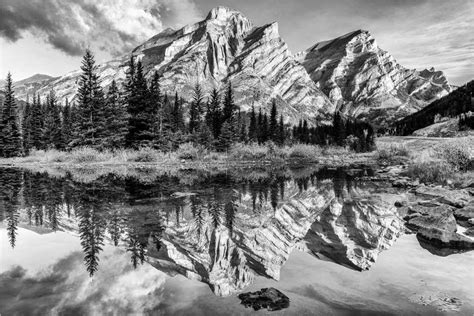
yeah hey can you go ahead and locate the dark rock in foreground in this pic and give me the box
[405,204,474,251]
[238,288,290,311]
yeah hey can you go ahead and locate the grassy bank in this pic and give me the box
[0,142,375,171]
[376,136,474,186]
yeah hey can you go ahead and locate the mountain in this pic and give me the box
[12,74,57,101]
[13,7,333,124]
[296,30,452,126]
[394,80,474,135]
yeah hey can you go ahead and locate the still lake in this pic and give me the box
[1,166,473,315]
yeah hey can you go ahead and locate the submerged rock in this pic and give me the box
[238,288,289,311]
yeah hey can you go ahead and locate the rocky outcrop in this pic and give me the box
[238,288,289,311]
[16,7,332,124]
[405,203,474,251]
[296,30,451,125]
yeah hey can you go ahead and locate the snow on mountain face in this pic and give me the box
[17,7,333,124]
[296,30,452,125]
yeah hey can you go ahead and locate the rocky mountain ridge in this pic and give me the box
[296,30,451,125]
[9,7,451,125]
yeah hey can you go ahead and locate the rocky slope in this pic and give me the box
[296,30,451,125]
[14,7,333,124]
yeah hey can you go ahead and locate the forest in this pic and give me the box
[0,50,375,159]
[393,80,474,135]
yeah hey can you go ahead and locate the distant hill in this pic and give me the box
[393,80,474,135]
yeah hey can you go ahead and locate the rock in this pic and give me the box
[296,30,451,126]
[468,218,474,226]
[238,288,290,311]
[465,227,474,237]
[414,186,471,208]
[453,202,474,222]
[405,206,474,250]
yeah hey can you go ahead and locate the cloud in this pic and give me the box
[0,0,202,56]
[0,249,169,315]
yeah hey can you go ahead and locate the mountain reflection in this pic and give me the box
[0,166,405,296]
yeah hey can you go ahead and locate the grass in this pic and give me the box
[0,142,371,172]
[397,137,474,185]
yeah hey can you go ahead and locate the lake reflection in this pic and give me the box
[1,166,473,315]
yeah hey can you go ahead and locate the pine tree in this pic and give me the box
[206,88,222,139]
[43,90,63,149]
[61,98,72,149]
[1,73,22,157]
[248,106,257,142]
[149,71,162,146]
[257,108,263,144]
[262,113,269,143]
[277,114,285,145]
[73,49,106,148]
[269,100,278,141]
[222,82,237,123]
[103,80,128,148]
[217,121,234,152]
[333,111,345,146]
[22,96,32,155]
[30,94,44,150]
[126,60,154,148]
[171,92,185,132]
[189,83,204,133]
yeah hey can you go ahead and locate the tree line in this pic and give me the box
[1,50,375,158]
[392,80,474,135]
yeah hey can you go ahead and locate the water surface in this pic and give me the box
[0,166,473,315]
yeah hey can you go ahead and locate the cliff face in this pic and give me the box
[18,7,333,124]
[296,30,451,125]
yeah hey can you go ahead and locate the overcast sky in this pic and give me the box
[0,0,472,85]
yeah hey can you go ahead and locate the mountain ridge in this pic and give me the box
[8,6,451,126]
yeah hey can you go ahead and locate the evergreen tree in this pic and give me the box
[269,100,278,141]
[149,71,162,145]
[277,114,285,145]
[22,96,32,155]
[206,88,222,138]
[73,49,106,148]
[126,60,154,148]
[262,113,269,143]
[30,94,44,150]
[61,98,72,149]
[1,73,22,157]
[217,121,234,152]
[333,111,345,146]
[222,82,237,123]
[189,83,204,133]
[103,80,128,148]
[248,106,257,142]
[171,92,185,132]
[43,90,63,149]
[257,108,263,144]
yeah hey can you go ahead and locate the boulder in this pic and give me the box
[414,186,471,208]
[238,288,290,311]
[453,202,474,222]
[405,205,474,251]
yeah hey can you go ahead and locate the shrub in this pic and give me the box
[130,147,158,163]
[289,144,321,159]
[435,139,473,171]
[71,147,100,163]
[376,144,410,163]
[229,143,268,160]
[407,161,453,184]
[177,142,203,160]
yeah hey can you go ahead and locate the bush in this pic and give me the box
[377,144,409,160]
[71,147,100,163]
[131,147,158,163]
[435,140,473,171]
[407,161,453,184]
[229,143,268,160]
[177,143,203,160]
[289,144,321,159]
